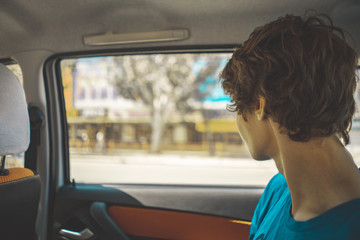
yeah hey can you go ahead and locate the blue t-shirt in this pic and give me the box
[249,173,360,240]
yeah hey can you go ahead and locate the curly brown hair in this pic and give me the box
[220,14,358,144]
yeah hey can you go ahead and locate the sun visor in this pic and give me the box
[84,29,189,46]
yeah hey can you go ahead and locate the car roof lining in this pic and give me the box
[0,0,359,59]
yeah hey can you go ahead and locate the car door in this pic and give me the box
[45,48,278,240]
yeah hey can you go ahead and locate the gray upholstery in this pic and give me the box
[0,1,359,58]
[0,64,29,155]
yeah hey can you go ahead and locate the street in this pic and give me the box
[70,153,279,186]
[70,130,360,186]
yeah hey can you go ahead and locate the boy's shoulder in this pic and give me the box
[250,173,290,227]
[262,172,288,203]
[251,174,360,240]
[288,198,360,239]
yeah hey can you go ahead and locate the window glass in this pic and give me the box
[61,53,278,185]
[60,54,359,185]
[5,63,25,168]
[7,64,23,84]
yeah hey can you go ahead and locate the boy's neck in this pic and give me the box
[272,134,360,221]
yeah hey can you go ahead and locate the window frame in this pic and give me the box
[45,46,237,187]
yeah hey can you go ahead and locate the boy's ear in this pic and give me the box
[255,96,266,120]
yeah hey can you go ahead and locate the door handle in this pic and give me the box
[59,228,94,240]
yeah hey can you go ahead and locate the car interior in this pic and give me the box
[0,0,359,239]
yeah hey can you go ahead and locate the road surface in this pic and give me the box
[70,153,279,186]
[70,130,360,186]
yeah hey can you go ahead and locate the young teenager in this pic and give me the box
[220,14,360,239]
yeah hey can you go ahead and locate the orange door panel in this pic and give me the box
[108,205,251,240]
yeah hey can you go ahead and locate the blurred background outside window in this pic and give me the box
[60,54,360,185]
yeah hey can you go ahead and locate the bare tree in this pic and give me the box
[110,53,227,153]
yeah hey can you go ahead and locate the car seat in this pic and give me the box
[0,64,41,239]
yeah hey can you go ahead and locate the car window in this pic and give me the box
[5,63,25,168]
[60,53,278,186]
[60,53,359,185]
[6,63,23,84]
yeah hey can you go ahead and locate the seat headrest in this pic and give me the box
[0,64,30,155]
